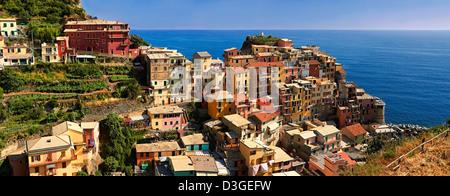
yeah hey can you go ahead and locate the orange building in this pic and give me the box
[135,141,185,170]
[26,135,77,176]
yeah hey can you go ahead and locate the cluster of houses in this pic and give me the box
[3,18,393,176]
[8,121,101,176]
[127,29,391,176]
[0,18,141,71]
[0,18,35,70]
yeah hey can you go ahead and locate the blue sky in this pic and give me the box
[83,0,450,30]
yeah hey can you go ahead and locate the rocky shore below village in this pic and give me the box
[386,123,429,136]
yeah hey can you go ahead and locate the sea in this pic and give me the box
[132,30,450,127]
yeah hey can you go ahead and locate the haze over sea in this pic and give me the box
[132,30,450,127]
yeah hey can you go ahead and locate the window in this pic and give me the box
[62,162,67,168]
[140,153,144,157]
[172,151,175,156]
[33,155,40,162]
[158,152,161,157]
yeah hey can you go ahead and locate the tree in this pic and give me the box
[76,171,89,176]
[130,34,150,49]
[0,68,26,93]
[100,112,136,172]
[0,87,4,100]
[46,99,59,111]
[122,81,141,100]
[0,105,8,122]
[103,156,119,173]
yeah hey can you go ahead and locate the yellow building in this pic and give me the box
[0,18,19,37]
[2,44,34,66]
[239,139,275,176]
[51,122,85,170]
[41,42,61,63]
[228,55,257,67]
[304,77,336,105]
[223,114,256,141]
[270,62,285,85]
[317,53,336,81]
[284,83,303,123]
[294,80,313,121]
[251,45,272,55]
[26,135,77,176]
[206,91,236,120]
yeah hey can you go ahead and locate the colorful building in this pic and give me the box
[135,141,185,169]
[64,19,134,56]
[1,44,34,66]
[181,134,210,151]
[147,105,186,131]
[340,123,367,145]
[249,112,282,146]
[168,156,196,176]
[223,114,257,141]
[0,18,19,37]
[277,38,293,48]
[206,91,236,120]
[310,125,342,153]
[227,55,257,67]
[26,135,77,176]
[52,121,100,175]
[41,42,60,63]
[308,152,347,176]
[239,139,275,176]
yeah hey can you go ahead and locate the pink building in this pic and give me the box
[309,152,347,176]
[80,122,100,162]
[8,146,29,176]
[147,105,187,131]
[285,65,302,84]
[223,47,242,66]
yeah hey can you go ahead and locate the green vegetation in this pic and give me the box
[99,112,146,176]
[0,0,85,24]
[36,80,107,93]
[8,94,78,103]
[110,75,136,83]
[130,34,150,49]
[0,68,26,93]
[247,34,279,45]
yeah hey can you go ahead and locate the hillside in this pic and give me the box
[0,0,87,23]
[240,34,280,54]
[342,126,450,176]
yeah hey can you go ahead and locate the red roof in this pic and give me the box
[252,111,280,122]
[342,123,367,136]
[338,69,346,74]
[307,60,320,65]
[246,62,284,68]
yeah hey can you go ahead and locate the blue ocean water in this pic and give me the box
[132,30,450,127]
